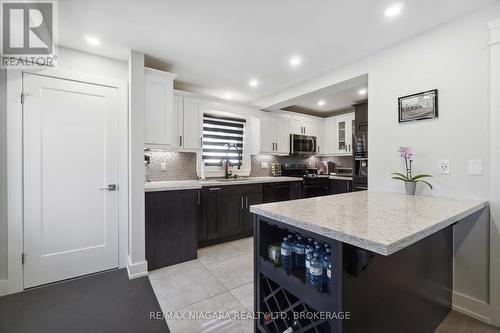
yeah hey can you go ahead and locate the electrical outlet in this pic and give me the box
[439,160,450,174]
[160,162,167,172]
[261,161,269,169]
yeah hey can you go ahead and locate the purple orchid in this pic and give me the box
[399,146,415,160]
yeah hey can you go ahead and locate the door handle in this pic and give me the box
[209,187,222,191]
[241,196,244,209]
[100,184,117,191]
[245,196,248,209]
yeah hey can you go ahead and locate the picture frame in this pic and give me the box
[398,89,438,123]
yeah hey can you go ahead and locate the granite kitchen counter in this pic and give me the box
[250,191,486,255]
[145,176,303,192]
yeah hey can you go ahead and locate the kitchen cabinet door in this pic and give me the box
[330,179,353,194]
[144,69,178,146]
[260,113,288,154]
[290,181,303,199]
[145,189,199,270]
[200,187,222,243]
[221,194,244,238]
[335,113,355,155]
[263,182,292,203]
[324,117,337,155]
[243,192,262,233]
[181,97,204,151]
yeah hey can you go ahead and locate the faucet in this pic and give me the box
[223,143,241,179]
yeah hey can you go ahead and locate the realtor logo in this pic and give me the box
[1,0,58,68]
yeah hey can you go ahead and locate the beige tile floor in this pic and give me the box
[149,236,500,333]
[149,237,254,333]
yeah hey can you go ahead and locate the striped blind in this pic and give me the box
[202,114,245,167]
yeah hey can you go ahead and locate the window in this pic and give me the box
[202,114,245,167]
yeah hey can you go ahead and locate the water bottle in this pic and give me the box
[327,262,333,289]
[322,248,331,291]
[310,252,324,290]
[314,243,323,258]
[281,237,293,270]
[307,237,314,246]
[287,234,295,267]
[294,236,305,267]
[305,244,312,256]
[305,252,313,285]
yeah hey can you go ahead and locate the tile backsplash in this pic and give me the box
[146,151,354,181]
[249,155,353,177]
[146,151,198,181]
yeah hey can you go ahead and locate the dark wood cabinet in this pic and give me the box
[263,181,303,203]
[199,186,223,243]
[221,193,244,237]
[199,183,262,247]
[145,189,200,270]
[290,181,303,200]
[330,179,353,194]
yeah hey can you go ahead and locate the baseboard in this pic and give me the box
[0,280,8,296]
[452,291,491,324]
[126,256,148,279]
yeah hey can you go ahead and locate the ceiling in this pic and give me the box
[59,0,495,104]
[281,75,368,117]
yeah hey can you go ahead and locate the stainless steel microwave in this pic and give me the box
[290,134,317,156]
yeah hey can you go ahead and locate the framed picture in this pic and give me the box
[398,89,438,123]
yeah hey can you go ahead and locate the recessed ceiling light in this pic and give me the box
[224,93,233,100]
[249,79,259,87]
[385,3,403,18]
[289,56,302,67]
[358,88,368,95]
[84,35,100,46]
[317,100,325,106]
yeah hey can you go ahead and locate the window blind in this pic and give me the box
[202,114,245,167]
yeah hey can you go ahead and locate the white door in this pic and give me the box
[23,73,119,288]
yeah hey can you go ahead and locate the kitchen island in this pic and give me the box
[250,191,486,333]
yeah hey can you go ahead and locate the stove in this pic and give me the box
[281,164,330,198]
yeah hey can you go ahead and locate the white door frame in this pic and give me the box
[488,18,500,327]
[4,68,128,294]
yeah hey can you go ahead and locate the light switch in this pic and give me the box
[468,160,482,176]
[160,162,167,172]
[261,161,269,169]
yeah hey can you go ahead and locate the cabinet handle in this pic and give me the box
[200,137,203,147]
[276,142,278,151]
[179,136,183,146]
[245,196,248,209]
[241,196,244,209]
[209,187,221,191]
[318,146,320,153]
[197,190,201,205]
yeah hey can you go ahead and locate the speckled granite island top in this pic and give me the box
[250,191,486,256]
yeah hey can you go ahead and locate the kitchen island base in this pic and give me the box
[253,215,453,333]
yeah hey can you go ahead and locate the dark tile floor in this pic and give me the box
[0,269,169,333]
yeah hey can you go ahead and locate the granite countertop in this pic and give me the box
[144,176,303,192]
[250,191,486,256]
[329,175,353,180]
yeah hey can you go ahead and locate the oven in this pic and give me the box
[290,134,317,156]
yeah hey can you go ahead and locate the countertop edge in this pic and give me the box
[145,177,303,192]
[250,200,488,256]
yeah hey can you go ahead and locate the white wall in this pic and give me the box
[0,68,7,281]
[57,47,128,81]
[256,3,500,322]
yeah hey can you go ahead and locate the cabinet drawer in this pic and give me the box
[222,184,262,196]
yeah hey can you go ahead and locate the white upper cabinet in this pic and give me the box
[260,113,288,154]
[144,68,178,147]
[289,116,317,136]
[324,112,355,155]
[180,97,204,151]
